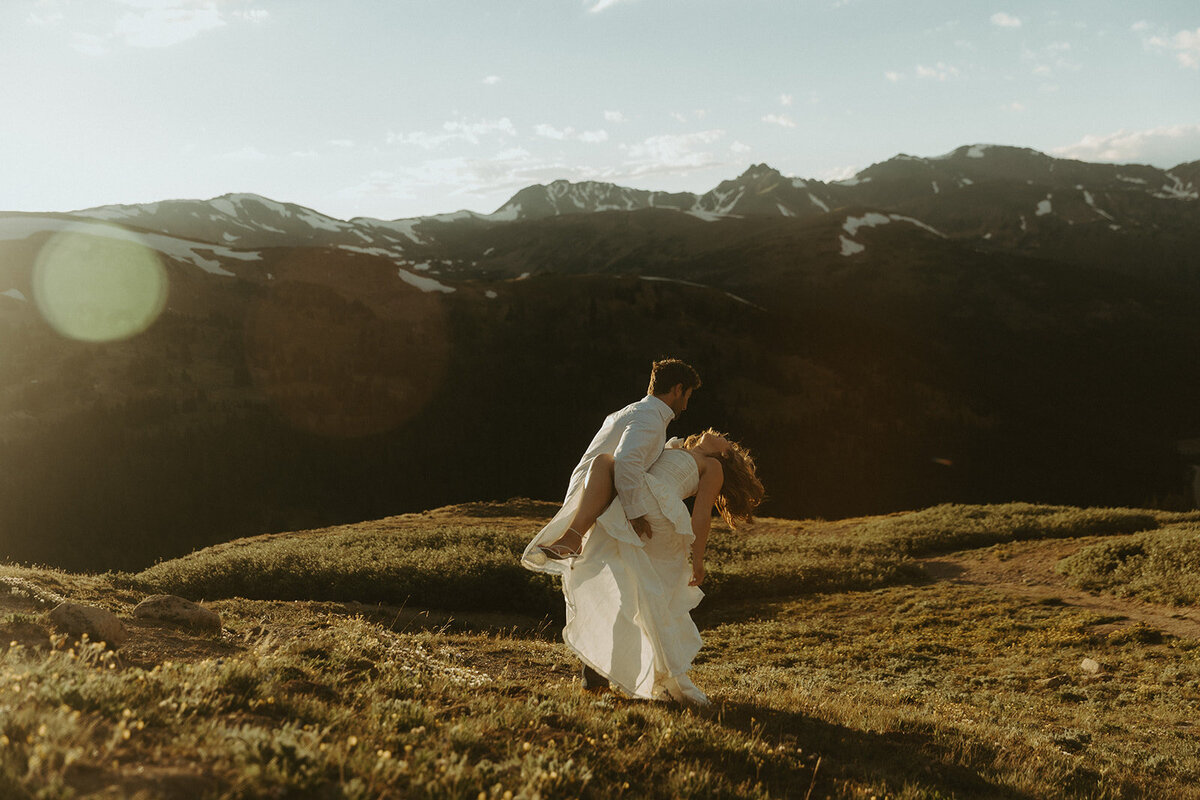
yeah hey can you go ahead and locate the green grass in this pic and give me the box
[3,500,1199,798]
[836,502,1165,555]
[123,502,1176,615]
[1056,522,1200,606]
[130,517,562,614]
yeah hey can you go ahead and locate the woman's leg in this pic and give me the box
[548,454,617,552]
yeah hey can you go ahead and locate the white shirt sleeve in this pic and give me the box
[612,413,664,519]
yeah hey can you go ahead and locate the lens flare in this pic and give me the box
[32,222,167,342]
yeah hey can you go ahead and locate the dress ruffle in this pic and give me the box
[521,449,705,700]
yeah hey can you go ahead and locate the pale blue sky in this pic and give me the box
[3,0,1198,220]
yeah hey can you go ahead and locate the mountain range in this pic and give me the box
[12,143,1193,284]
[2,143,1199,570]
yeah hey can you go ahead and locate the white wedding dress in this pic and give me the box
[522,448,709,705]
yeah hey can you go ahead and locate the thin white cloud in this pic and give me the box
[1052,124,1200,167]
[1147,27,1200,69]
[779,93,794,106]
[389,118,518,149]
[730,141,751,154]
[114,6,225,48]
[1131,21,1151,33]
[762,114,797,128]
[884,70,903,82]
[27,6,65,26]
[329,139,356,149]
[620,130,727,177]
[990,12,1022,29]
[1006,101,1026,112]
[915,61,960,80]
[482,75,502,85]
[533,124,608,143]
[586,0,634,12]
[1022,41,1080,75]
[534,124,570,141]
[62,1,270,53]
[604,110,627,123]
[341,149,592,211]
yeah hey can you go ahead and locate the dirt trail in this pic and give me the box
[917,537,1200,640]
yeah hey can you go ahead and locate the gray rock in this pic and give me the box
[1080,657,1102,675]
[47,602,127,648]
[133,594,221,633]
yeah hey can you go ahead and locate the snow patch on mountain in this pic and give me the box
[1036,195,1053,216]
[1154,174,1199,201]
[338,245,403,259]
[843,212,892,237]
[808,194,830,213]
[488,204,521,222]
[777,203,795,217]
[888,214,946,238]
[0,216,256,276]
[1082,190,1115,221]
[966,144,992,158]
[398,267,454,294]
[839,236,865,256]
[844,212,945,239]
[209,198,238,217]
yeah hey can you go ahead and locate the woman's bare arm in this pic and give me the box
[689,458,723,586]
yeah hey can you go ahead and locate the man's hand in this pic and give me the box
[630,516,653,539]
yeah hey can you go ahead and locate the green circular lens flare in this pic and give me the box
[33,223,167,342]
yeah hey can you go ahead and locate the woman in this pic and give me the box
[521,429,764,705]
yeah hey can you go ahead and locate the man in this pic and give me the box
[555,358,701,690]
[562,358,700,542]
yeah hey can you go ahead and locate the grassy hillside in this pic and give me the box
[3,501,1200,798]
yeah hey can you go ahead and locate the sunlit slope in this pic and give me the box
[124,500,1196,610]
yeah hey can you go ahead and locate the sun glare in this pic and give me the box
[32,222,168,342]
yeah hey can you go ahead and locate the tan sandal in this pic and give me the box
[538,528,584,560]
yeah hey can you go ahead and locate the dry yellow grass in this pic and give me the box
[2,500,1197,798]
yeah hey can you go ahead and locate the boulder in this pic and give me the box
[47,602,127,648]
[1080,657,1102,675]
[133,594,222,633]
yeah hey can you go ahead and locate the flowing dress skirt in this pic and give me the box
[522,454,706,702]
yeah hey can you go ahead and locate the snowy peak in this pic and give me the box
[490,180,695,221]
[75,193,354,247]
[693,162,831,219]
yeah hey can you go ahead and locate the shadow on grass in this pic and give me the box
[711,700,1036,800]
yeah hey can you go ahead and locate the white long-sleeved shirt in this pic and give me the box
[564,395,676,520]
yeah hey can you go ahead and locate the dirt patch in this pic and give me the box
[917,537,1200,640]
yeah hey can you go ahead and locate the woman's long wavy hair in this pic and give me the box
[683,428,765,528]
